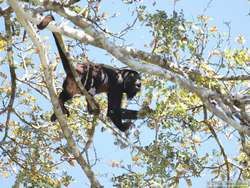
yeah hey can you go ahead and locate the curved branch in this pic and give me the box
[7,1,103,187]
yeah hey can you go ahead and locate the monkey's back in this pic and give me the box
[63,63,117,97]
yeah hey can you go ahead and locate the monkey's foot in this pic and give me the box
[138,105,154,118]
[87,103,100,115]
[50,109,70,122]
[118,122,132,132]
[50,113,57,122]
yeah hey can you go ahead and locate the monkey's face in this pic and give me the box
[123,71,141,99]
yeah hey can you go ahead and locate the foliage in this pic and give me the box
[0,0,249,187]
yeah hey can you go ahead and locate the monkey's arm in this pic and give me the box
[121,105,153,120]
[120,109,138,119]
[107,91,130,132]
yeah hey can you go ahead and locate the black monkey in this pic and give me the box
[37,16,141,132]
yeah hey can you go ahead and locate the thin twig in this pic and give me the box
[203,105,230,182]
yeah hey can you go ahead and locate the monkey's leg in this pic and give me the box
[86,97,100,115]
[51,90,72,122]
[87,88,100,115]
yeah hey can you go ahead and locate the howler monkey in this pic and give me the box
[37,15,141,132]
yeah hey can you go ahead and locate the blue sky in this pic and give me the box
[1,0,250,187]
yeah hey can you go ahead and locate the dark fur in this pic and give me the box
[37,16,141,132]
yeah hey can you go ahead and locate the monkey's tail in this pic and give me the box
[37,15,73,76]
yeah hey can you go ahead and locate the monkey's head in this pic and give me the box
[121,70,141,99]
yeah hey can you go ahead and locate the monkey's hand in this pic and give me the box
[138,105,154,118]
[121,121,132,132]
[87,101,100,115]
[51,108,70,122]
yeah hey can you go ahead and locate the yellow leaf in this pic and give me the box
[81,7,89,18]
[236,35,245,45]
[0,38,6,51]
[197,15,211,23]
[185,179,192,187]
[102,12,109,19]
[2,172,9,178]
[110,160,121,168]
[132,155,140,162]
[181,142,187,147]
[24,57,32,66]
[209,26,218,33]
[192,135,201,144]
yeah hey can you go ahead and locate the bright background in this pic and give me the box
[0,0,250,187]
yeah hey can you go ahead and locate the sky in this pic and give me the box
[0,0,250,187]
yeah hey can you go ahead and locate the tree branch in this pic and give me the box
[7,1,103,187]
[203,106,230,182]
